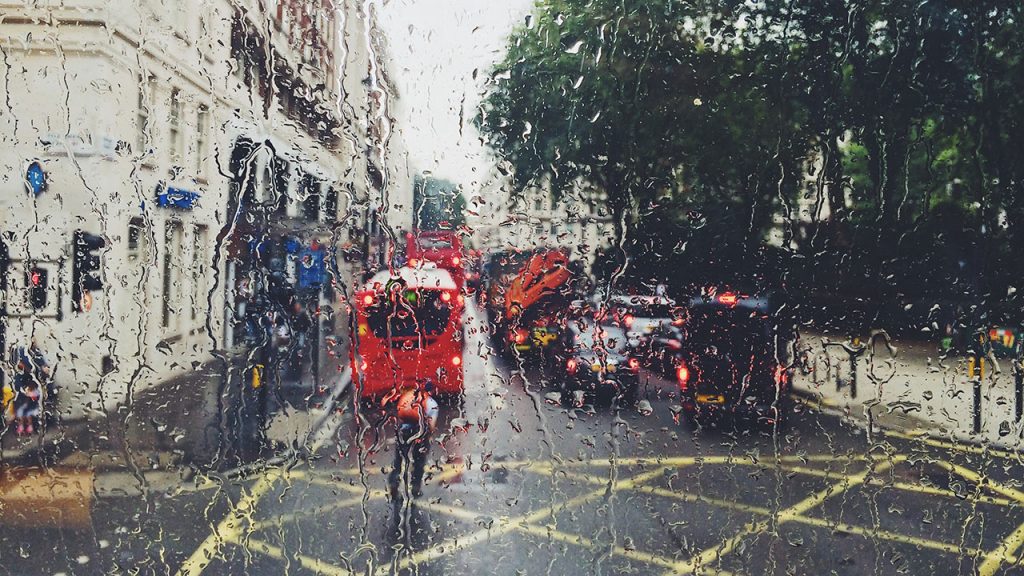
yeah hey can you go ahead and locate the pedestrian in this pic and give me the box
[289,301,312,378]
[12,360,41,436]
[387,379,439,500]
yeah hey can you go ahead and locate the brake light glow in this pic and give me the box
[457,294,464,305]
[451,355,462,367]
[628,357,640,371]
[362,294,374,306]
[774,365,788,386]
[408,259,419,267]
[677,363,690,388]
[624,314,635,329]
[717,293,738,305]
[441,291,452,302]
[566,358,578,374]
[667,340,682,350]
[359,359,368,371]
[513,329,529,344]
[452,256,461,266]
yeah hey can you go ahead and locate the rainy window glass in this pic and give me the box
[3,1,1024,575]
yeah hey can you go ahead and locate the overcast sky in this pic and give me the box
[375,0,534,192]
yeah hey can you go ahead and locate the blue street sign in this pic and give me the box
[297,247,326,288]
[26,161,47,196]
[156,184,201,209]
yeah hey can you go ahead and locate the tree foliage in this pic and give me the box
[479,0,1024,317]
[413,175,467,231]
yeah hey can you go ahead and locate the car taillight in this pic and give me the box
[359,359,368,371]
[667,340,682,350]
[441,291,452,302]
[677,362,690,389]
[566,359,578,374]
[457,294,464,305]
[362,294,374,306]
[628,357,640,371]
[408,258,419,267]
[452,256,461,266]
[452,355,462,367]
[513,329,528,344]
[624,314,634,329]
[774,365,788,386]
[717,292,738,305]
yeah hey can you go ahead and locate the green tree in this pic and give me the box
[413,175,467,230]
[477,0,805,255]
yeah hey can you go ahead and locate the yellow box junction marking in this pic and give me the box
[661,456,903,575]
[180,450,1024,576]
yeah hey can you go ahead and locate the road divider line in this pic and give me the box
[662,457,901,575]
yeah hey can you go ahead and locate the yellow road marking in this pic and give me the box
[663,457,901,575]
[931,460,1024,505]
[249,495,371,532]
[636,481,982,559]
[513,521,681,570]
[928,459,1024,575]
[176,397,346,576]
[377,466,669,575]
[879,427,1024,462]
[175,469,286,576]
[240,538,352,576]
[980,522,1024,576]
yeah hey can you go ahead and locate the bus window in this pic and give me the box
[366,290,452,343]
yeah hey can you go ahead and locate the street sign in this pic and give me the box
[155,184,201,209]
[25,161,47,196]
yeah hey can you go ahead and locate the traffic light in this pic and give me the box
[26,266,48,310]
[72,230,105,312]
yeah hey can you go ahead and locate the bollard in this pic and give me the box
[1016,363,1023,422]
[252,364,264,389]
[968,354,984,434]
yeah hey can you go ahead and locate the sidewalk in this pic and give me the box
[0,350,352,475]
[793,330,1024,449]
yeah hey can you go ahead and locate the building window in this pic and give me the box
[195,106,209,176]
[162,221,184,331]
[169,89,184,165]
[325,186,338,223]
[192,225,209,322]
[302,175,321,221]
[534,198,543,212]
[136,75,154,157]
[127,217,147,262]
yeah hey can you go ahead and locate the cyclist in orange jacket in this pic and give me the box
[387,379,439,500]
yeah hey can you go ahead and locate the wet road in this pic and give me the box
[5,302,1024,575]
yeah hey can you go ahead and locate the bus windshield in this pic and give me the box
[366,289,452,341]
[416,237,453,250]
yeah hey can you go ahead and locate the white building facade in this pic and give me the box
[0,0,372,419]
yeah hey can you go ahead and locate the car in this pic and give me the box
[551,318,641,405]
[677,290,793,428]
[597,294,679,362]
[648,323,685,376]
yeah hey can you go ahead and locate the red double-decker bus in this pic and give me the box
[406,230,465,288]
[352,265,465,398]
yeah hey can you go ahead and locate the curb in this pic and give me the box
[790,387,1024,455]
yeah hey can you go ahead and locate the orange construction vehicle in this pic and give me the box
[501,250,578,356]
